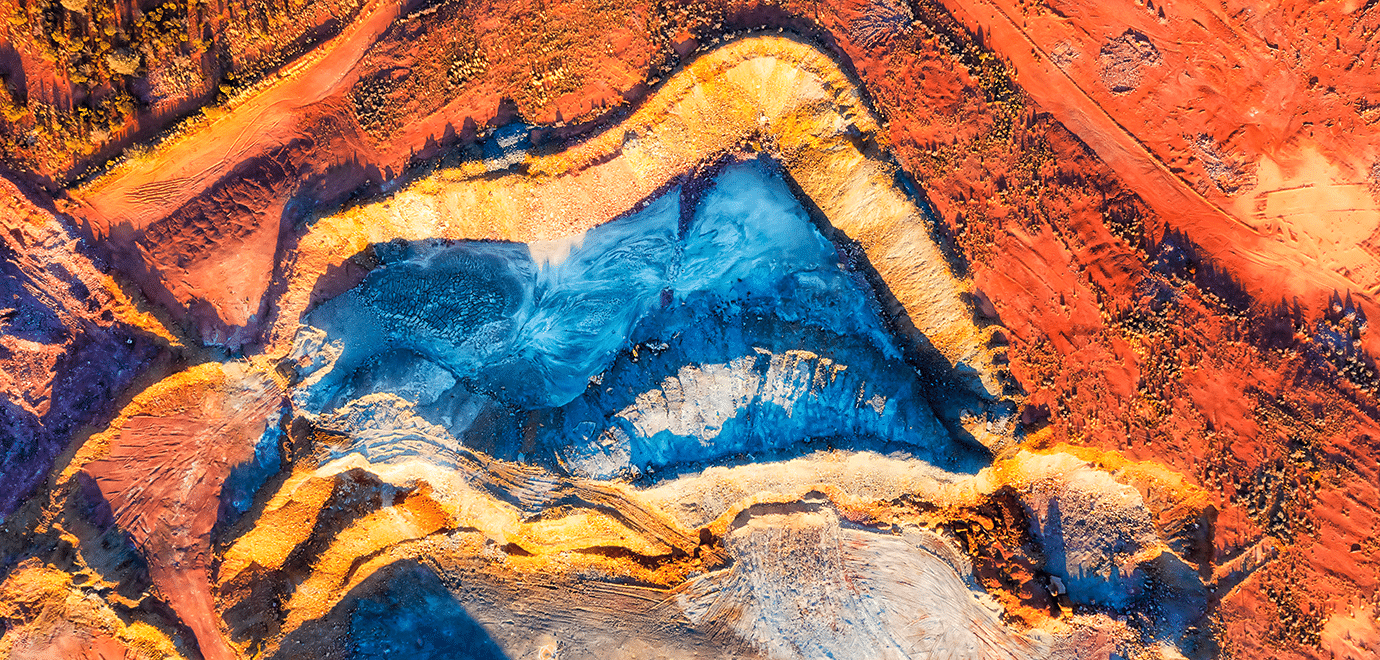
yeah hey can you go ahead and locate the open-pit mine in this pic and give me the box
[3,1,1380,659]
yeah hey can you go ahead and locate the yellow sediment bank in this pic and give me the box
[272,36,1007,427]
[218,423,1210,654]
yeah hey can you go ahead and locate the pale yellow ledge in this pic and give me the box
[271,36,1006,415]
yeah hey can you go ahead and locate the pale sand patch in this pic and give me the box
[1234,144,1380,292]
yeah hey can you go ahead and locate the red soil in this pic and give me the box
[3,0,1379,657]
[83,368,281,660]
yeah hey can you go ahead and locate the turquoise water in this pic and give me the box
[299,159,986,477]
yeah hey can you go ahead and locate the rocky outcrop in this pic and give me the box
[0,174,170,519]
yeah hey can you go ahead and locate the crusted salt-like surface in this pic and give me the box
[678,510,1039,660]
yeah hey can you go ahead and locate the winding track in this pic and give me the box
[73,0,411,235]
[933,0,1380,325]
[66,0,1380,353]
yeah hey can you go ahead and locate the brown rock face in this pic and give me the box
[0,173,168,518]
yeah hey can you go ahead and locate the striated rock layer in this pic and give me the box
[2,2,1379,660]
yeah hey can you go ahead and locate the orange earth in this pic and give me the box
[2,1,1380,659]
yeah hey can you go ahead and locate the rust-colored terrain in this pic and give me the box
[3,1,1380,659]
